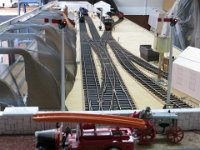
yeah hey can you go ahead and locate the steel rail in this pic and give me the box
[85,17,136,110]
[104,65,121,110]
[80,22,101,111]
[108,39,191,108]
[80,15,191,109]
[99,16,168,80]
[117,43,168,79]
[100,32,135,110]
[96,18,191,108]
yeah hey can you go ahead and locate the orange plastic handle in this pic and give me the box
[33,112,146,129]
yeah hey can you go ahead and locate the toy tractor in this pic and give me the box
[131,110,184,145]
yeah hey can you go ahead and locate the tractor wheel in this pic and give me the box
[137,120,156,145]
[166,126,184,143]
[138,127,156,145]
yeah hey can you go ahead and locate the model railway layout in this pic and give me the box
[124,49,168,80]
[0,1,193,111]
[80,22,101,111]
[79,15,191,110]
[101,19,190,108]
[108,40,190,108]
[80,17,136,111]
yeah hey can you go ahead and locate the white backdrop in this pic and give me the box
[114,0,164,15]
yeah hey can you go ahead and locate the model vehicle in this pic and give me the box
[131,107,184,145]
[78,7,88,23]
[79,15,85,23]
[33,112,146,150]
[79,7,88,16]
[104,16,114,31]
[116,11,124,19]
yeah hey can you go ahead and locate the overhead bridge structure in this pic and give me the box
[0,2,77,110]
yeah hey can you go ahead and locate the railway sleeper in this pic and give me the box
[87,89,100,93]
[84,97,98,103]
[101,107,112,110]
[90,102,100,106]
[102,101,112,104]
[115,90,129,94]
[87,94,100,97]
[115,95,130,98]
[170,99,186,105]
[84,79,99,83]
[102,97,113,101]
[117,99,133,102]
[87,82,97,86]
[85,85,100,88]
[83,73,98,76]
[84,68,96,71]
[83,77,98,80]
[83,78,99,84]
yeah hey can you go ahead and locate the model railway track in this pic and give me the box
[101,64,135,110]
[120,45,168,80]
[102,20,191,108]
[80,22,101,111]
[99,17,167,80]
[100,31,111,43]
[101,30,168,80]
[82,17,136,110]
[90,41,135,110]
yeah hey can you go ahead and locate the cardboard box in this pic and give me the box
[172,47,200,102]
[140,45,159,62]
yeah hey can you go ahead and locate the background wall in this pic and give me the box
[115,0,164,15]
